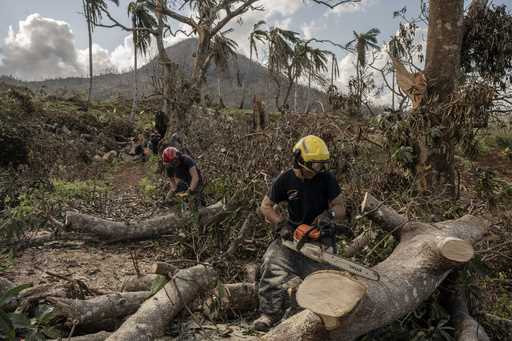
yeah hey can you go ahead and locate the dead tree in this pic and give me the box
[264,193,490,341]
[252,95,266,131]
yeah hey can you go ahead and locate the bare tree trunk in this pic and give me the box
[129,27,138,123]
[105,265,217,341]
[83,0,93,109]
[155,7,173,126]
[264,193,490,341]
[442,274,490,341]
[417,0,464,193]
[66,331,111,341]
[64,201,225,242]
[239,79,246,109]
[391,67,395,111]
[304,72,311,113]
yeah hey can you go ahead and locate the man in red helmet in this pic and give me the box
[162,147,204,206]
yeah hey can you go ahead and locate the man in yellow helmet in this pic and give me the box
[253,135,349,331]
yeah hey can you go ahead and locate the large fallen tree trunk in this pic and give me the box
[60,331,111,341]
[440,272,490,341]
[105,264,217,341]
[264,193,490,341]
[49,291,151,332]
[120,274,161,292]
[447,285,490,341]
[64,201,225,242]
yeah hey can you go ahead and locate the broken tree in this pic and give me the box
[64,201,226,242]
[264,193,490,341]
[105,264,217,340]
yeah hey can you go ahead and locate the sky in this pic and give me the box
[0,0,510,104]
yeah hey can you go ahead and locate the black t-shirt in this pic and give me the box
[268,169,341,229]
[166,155,202,186]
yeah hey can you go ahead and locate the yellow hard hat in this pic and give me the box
[292,135,330,162]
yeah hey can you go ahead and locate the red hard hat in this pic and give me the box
[162,147,178,163]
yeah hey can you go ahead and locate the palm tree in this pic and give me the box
[346,28,380,110]
[210,33,238,108]
[81,0,119,109]
[128,0,155,123]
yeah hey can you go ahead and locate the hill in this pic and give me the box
[0,38,325,112]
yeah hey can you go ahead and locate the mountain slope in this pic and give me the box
[0,38,325,111]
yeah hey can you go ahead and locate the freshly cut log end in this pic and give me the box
[438,237,474,262]
[296,270,366,319]
[150,262,178,277]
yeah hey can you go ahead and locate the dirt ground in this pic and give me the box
[4,161,174,291]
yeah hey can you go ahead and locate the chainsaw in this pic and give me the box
[282,239,380,281]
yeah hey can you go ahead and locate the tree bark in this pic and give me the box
[418,0,465,192]
[203,282,257,320]
[150,262,179,277]
[63,331,111,341]
[120,274,161,292]
[129,23,138,124]
[265,192,490,341]
[64,202,225,242]
[105,264,217,341]
[263,311,328,341]
[441,273,490,341]
[49,292,150,331]
[84,0,93,109]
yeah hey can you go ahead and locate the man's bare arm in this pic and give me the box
[260,195,284,224]
[169,177,177,192]
[188,166,200,192]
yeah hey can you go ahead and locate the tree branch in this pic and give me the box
[310,0,360,9]
[211,0,260,37]
[157,4,198,29]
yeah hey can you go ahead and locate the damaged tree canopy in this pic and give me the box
[264,193,490,341]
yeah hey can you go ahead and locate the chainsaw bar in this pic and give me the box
[282,240,380,281]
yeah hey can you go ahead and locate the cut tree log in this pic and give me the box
[203,282,257,320]
[120,274,160,292]
[441,273,490,341]
[449,288,490,341]
[64,201,225,242]
[150,262,179,277]
[264,192,490,341]
[296,271,367,331]
[344,230,376,258]
[243,263,258,283]
[105,264,217,341]
[60,331,111,341]
[49,291,151,332]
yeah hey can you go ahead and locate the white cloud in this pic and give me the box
[225,0,305,58]
[78,43,117,75]
[302,20,326,40]
[0,14,83,80]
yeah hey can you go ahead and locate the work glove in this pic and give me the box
[293,224,321,241]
